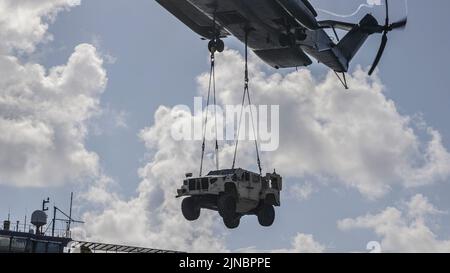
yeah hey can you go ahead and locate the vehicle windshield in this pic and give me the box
[207,169,236,176]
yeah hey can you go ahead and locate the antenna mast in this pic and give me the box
[67,192,73,233]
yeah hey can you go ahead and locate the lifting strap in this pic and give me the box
[231,31,263,175]
[199,52,220,176]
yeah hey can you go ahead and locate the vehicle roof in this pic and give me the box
[206,168,259,176]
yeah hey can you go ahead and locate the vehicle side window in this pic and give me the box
[201,178,209,190]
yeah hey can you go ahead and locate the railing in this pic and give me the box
[1,223,71,238]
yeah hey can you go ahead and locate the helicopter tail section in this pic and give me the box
[336,14,380,65]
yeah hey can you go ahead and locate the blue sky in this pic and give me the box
[1,0,450,252]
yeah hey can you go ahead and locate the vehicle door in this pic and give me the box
[237,171,251,199]
[248,173,262,201]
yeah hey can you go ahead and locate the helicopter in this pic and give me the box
[156,0,407,88]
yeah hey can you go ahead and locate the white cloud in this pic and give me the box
[288,182,316,201]
[406,193,444,219]
[114,110,128,129]
[0,44,107,187]
[0,0,107,187]
[275,233,325,253]
[90,107,129,136]
[338,194,450,252]
[0,0,80,54]
[238,233,325,253]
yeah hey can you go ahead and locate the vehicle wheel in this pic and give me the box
[181,197,200,221]
[218,193,236,219]
[223,215,240,229]
[257,203,275,227]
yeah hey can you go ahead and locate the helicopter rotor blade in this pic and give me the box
[385,0,389,25]
[368,32,388,76]
[389,17,408,30]
[367,0,408,76]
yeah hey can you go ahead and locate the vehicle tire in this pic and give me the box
[257,203,275,227]
[181,197,200,221]
[218,193,236,219]
[223,215,240,229]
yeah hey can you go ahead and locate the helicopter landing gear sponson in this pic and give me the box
[278,33,292,47]
[279,29,306,47]
[295,29,307,41]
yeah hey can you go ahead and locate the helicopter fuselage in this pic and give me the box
[157,0,381,72]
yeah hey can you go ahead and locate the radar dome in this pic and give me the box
[31,210,47,228]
